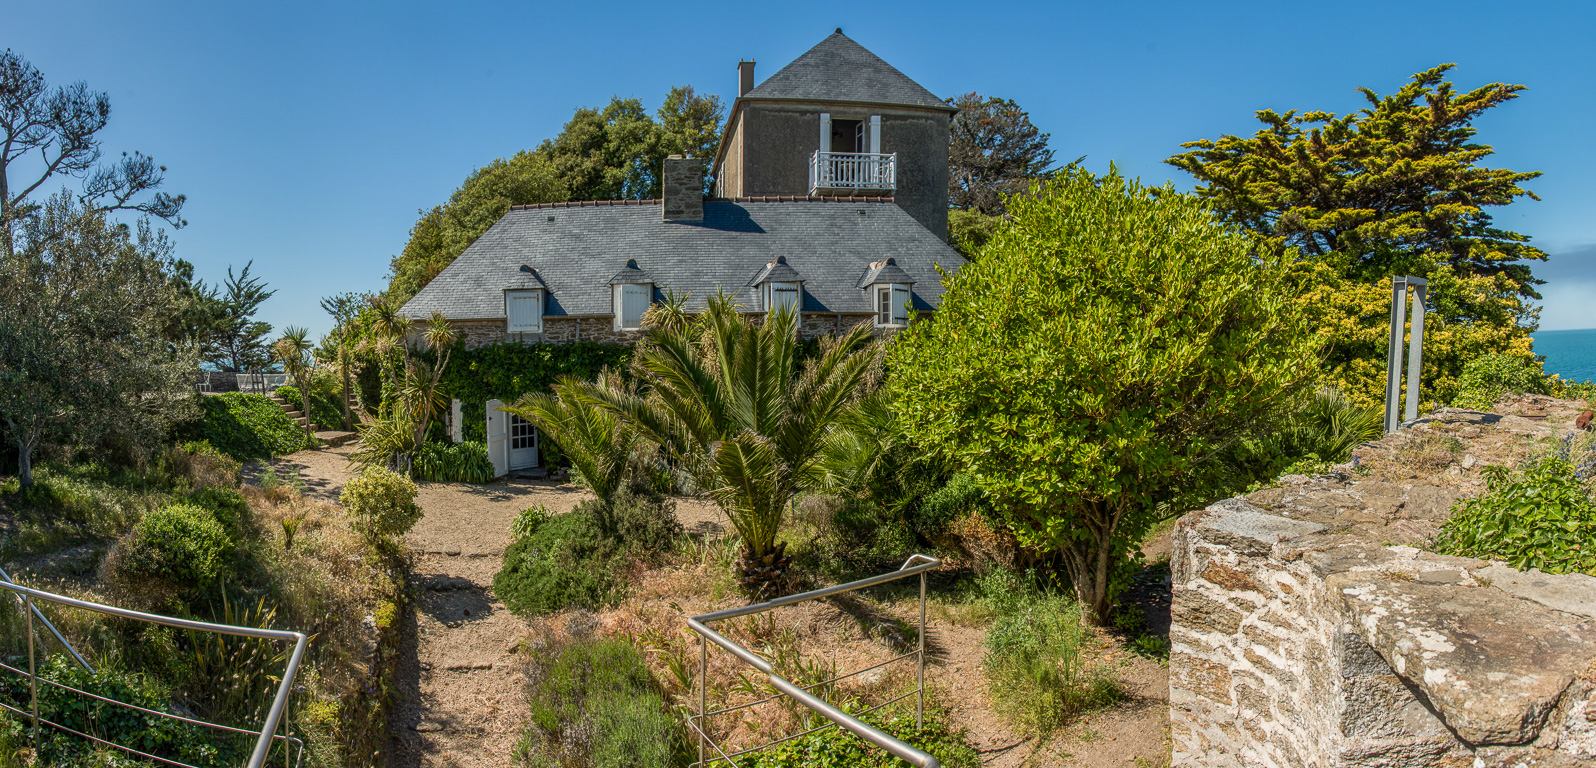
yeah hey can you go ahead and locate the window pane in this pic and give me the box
[877,287,890,324]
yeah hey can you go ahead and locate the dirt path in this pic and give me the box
[263,446,723,768]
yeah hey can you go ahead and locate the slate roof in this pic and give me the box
[747,256,803,286]
[400,199,963,321]
[743,31,953,111]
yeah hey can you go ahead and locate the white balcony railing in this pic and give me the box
[808,151,896,193]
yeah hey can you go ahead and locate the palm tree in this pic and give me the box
[505,370,637,504]
[272,327,314,443]
[587,296,878,594]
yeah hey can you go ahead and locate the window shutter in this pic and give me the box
[507,290,541,332]
[621,284,650,329]
[819,113,831,154]
[892,285,910,324]
[869,115,882,154]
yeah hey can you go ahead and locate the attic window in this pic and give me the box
[506,289,543,333]
[614,284,652,331]
[765,282,801,315]
[875,284,910,327]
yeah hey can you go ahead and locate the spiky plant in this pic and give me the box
[273,326,314,442]
[506,370,638,504]
[586,295,879,594]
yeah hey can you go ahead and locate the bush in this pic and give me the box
[517,633,690,768]
[193,393,311,460]
[981,575,1121,735]
[413,440,495,483]
[1434,441,1596,574]
[741,712,977,768]
[889,168,1319,621]
[1453,353,1551,411]
[108,502,233,589]
[0,656,244,767]
[185,486,252,538]
[495,491,679,616]
[339,466,423,546]
[167,439,242,489]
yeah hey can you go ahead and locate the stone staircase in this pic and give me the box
[270,391,361,448]
[267,392,316,431]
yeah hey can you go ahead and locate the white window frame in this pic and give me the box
[613,283,652,331]
[505,289,543,333]
[874,284,910,327]
[765,281,801,316]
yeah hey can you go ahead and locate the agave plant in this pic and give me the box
[586,295,878,594]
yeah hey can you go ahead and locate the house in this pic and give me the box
[400,30,964,474]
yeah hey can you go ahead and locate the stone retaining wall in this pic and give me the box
[1171,402,1596,767]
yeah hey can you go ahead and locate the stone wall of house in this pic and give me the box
[799,312,876,340]
[447,317,646,349]
[1171,401,1596,767]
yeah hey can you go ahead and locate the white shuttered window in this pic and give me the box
[617,284,651,330]
[506,290,542,333]
[875,284,910,326]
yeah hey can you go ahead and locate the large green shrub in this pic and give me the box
[1434,442,1596,574]
[276,381,343,432]
[1452,353,1552,411]
[517,634,690,768]
[339,466,423,546]
[889,168,1320,621]
[495,491,680,616]
[439,341,632,443]
[194,393,311,460]
[109,502,233,589]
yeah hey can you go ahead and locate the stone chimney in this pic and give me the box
[661,154,703,222]
[738,60,756,97]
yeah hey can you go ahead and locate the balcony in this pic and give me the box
[808,151,896,194]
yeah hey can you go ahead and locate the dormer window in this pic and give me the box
[614,284,652,331]
[766,282,800,314]
[861,257,915,328]
[506,289,543,333]
[876,284,910,326]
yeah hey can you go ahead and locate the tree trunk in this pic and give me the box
[16,441,33,489]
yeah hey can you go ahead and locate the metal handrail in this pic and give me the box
[0,579,308,768]
[0,566,93,672]
[689,553,941,768]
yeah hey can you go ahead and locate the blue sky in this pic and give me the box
[7,0,1594,338]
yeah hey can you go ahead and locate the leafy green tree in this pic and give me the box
[210,261,276,372]
[1167,65,1545,406]
[0,195,199,487]
[538,97,659,202]
[946,92,1057,216]
[656,85,725,193]
[889,169,1319,622]
[585,299,878,594]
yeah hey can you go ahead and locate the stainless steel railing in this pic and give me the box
[0,577,307,768]
[687,554,941,768]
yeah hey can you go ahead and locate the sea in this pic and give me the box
[1533,328,1596,385]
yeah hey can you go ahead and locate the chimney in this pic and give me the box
[661,154,703,222]
[738,60,756,97]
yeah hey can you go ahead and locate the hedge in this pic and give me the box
[436,341,632,443]
[194,393,311,460]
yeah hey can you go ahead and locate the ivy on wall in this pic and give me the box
[436,342,633,443]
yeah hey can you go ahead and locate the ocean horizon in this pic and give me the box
[1533,328,1596,385]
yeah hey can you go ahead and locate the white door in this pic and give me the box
[509,414,539,470]
[486,399,508,478]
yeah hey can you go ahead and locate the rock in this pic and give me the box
[1462,454,1478,470]
[414,721,444,733]
[1474,565,1596,621]
[1329,573,1596,745]
[1577,410,1593,431]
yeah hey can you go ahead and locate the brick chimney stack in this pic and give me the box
[738,60,756,97]
[661,155,703,222]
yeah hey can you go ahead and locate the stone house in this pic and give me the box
[399,30,963,350]
[398,31,963,474]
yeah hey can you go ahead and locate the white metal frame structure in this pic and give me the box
[1383,275,1428,433]
[0,569,307,768]
[687,554,942,768]
[808,150,897,193]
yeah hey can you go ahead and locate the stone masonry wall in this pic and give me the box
[448,314,879,348]
[1171,399,1596,768]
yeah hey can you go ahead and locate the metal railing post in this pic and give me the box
[1383,277,1408,434]
[699,634,707,767]
[25,594,38,748]
[1403,280,1428,422]
[917,569,926,730]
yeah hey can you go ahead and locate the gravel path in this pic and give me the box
[261,445,723,768]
